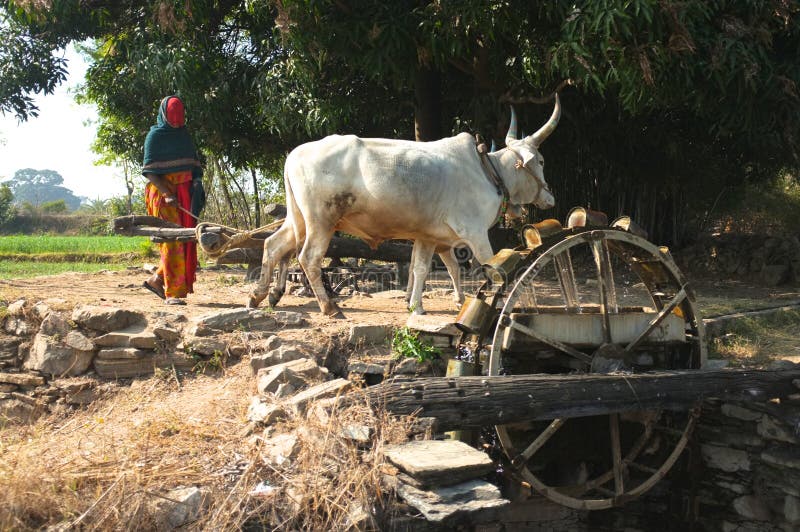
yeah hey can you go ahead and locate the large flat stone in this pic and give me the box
[394,478,508,523]
[384,440,495,487]
[0,372,45,387]
[191,308,304,336]
[347,324,392,346]
[700,444,751,472]
[256,358,317,394]
[405,314,461,337]
[93,352,195,378]
[250,346,307,374]
[95,347,150,360]
[289,378,351,412]
[72,305,145,332]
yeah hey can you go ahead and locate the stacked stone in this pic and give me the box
[694,394,800,530]
[247,335,351,426]
[381,440,509,526]
[678,233,800,286]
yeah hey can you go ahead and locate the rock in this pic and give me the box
[250,346,306,374]
[785,495,800,523]
[262,433,299,466]
[39,312,70,336]
[256,358,322,394]
[0,398,39,423]
[383,440,495,487]
[340,424,372,444]
[151,486,208,529]
[700,444,751,472]
[757,415,798,443]
[65,386,98,405]
[93,352,195,379]
[71,305,145,332]
[394,357,418,375]
[7,299,26,316]
[721,404,762,421]
[153,325,181,342]
[4,317,31,336]
[347,324,392,346]
[64,331,94,352]
[191,308,304,336]
[25,333,94,377]
[274,383,296,398]
[732,495,771,521]
[761,446,800,470]
[289,378,351,413]
[347,361,385,375]
[247,398,287,425]
[95,347,150,360]
[184,336,227,356]
[393,478,509,523]
[405,314,461,337]
[0,372,45,387]
[30,302,52,320]
[263,335,282,351]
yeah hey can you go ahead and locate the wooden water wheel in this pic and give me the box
[457,210,706,510]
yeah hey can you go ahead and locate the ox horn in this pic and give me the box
[505,105,519,146]
[530,93,561,146]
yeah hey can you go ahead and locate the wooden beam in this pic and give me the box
[215,237,414,264]
[365,369,800,431]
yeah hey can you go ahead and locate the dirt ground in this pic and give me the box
[2,266,800,529]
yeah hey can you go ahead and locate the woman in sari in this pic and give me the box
[141,95,205,305]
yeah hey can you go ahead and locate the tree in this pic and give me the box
[3,168,82,211]
[0,183,13,224]
[2,1,800,243]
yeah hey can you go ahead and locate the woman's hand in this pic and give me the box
[163,193,176,204]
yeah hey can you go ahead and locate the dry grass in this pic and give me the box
[709,310,800,367]
[0,361,411,531]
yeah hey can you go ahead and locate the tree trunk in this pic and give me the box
[365,369,800,431]
[251,168,261,228]
[414,64,442,141]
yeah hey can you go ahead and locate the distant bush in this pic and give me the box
[40,199,69,214]
[0,184,13,225]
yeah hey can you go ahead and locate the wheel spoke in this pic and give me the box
[503,317,593,364]
[554,251,581,312]
[591,238,617,344]
[624,288,687,353]
[609,413,625,495]
[512,418,566,469]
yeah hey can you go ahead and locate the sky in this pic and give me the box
[0,45,124,201]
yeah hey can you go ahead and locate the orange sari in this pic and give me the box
[145,171,197,298]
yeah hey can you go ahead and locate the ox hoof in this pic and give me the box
[323,303,345,319]
[267,289,284,308]
[410,308,427,316]
[247,297,260,309]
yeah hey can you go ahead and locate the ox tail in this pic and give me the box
[283,166,306,257]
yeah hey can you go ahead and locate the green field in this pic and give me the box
[0,235,150,255]
[0,235,152,279]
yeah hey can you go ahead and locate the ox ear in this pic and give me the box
[527,93,561,147]
[516,146,538,168]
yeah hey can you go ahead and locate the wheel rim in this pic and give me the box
[488,229,704,510]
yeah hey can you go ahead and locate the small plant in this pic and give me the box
[391,326,440,363]
[137,239,155,258]
[192,350,227,374]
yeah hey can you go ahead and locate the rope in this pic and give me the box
[195,218,284,259]
[163,202,285,259]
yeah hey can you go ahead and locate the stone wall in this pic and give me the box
[677,234,800,286]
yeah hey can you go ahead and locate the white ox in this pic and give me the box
[248,95,561,317]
